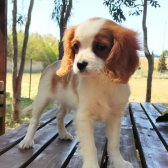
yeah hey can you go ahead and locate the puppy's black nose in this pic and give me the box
[77,61,88,71]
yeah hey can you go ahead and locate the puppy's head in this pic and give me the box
[57,18,139,83]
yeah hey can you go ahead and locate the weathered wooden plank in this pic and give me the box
[65,146,82,168]
[0,120,56,168]
[27,124,78,168]
[95,123,107,167]
[0,103,167,168]
[153,103,168,113]
[0,81,4,110]
[0,81,4,93]
[0,114,73,168]
[121,107,141,168]
[0,108,57,155]
[106,107,141,168]
[130,102,168,168]
[0,95,4,107]
[120,128,141,168]
[121,107,132,128]
[106,128,141,168]
[141,102,168,150]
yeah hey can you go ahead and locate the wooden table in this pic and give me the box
[0,102,167,168]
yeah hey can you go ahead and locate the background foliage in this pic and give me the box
[7,32,59,68]
[158,50,168,72]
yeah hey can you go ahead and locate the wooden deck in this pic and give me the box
[0,102,168,168]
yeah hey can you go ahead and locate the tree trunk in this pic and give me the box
[11,0,34,125]
[142,0,154,102]
[11,0,20,125]
[18,0,34,81]
[58,27,64,60]
[58,0,72,60]
[11,85,21,125]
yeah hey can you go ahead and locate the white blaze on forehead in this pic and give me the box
[73,18,107,74]
[75,18,106,44]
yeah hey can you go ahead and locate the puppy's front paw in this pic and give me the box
[82,162,99,168]
[59,132,73,140]
[125,161,133,168]
[19,138,34,149]
[109,160,133,168]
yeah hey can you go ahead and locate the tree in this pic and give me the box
[11,0,34,125]
[7,35,13,59]
[162,50,168,57]
[26,33,59,67]
[8,32,59,67]
[51,0,72,60]
[158,51,167,72]
[103,0,160,102]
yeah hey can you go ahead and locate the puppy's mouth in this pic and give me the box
[74,68,89,75]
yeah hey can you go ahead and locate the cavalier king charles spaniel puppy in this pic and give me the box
[19,17,139,168]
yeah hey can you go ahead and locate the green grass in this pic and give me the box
[6,72,54,128]
[6,72,41,99]
[6,96,33,127]
[129,75,168,106]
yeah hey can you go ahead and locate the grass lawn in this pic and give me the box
[6,72,41,99]
[6,73,41,127]
[129,77,168,105]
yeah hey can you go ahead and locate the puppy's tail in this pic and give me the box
[20,104,33,117]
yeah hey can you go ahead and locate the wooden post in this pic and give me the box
[0,0,7,134]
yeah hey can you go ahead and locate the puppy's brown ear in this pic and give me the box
[105,25,139,83]
[56,26,76,77]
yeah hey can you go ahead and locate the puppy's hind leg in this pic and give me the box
[57,105,73,140]
[19,94,50,149]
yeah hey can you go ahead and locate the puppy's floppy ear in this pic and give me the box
[105,24,139,83]
[56,26,76,77]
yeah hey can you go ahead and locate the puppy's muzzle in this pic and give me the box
[77,61,88,72]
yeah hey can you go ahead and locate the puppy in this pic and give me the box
[19,17,139,168]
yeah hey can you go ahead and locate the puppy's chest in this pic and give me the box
[76,78,119,120]
[77,78,115,105]
[57,75,129,116]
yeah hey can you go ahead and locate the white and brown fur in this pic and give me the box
[19,18,139,168]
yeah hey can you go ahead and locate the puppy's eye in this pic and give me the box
[94,43,108,52]
[93,42,111,59]
[73,42,80,54]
